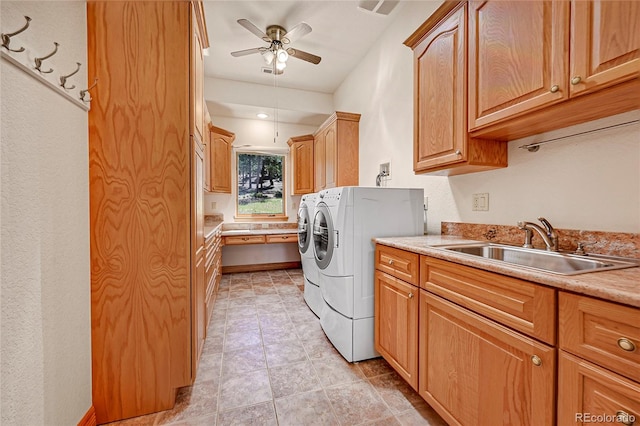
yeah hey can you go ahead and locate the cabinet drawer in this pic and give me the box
[558,351,640,426]
[375,245,420,286]
[223,235,266,245]
[559,292,640,382]
[266,234,298,244]
[421,256,556,344]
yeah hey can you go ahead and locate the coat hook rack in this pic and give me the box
[80,78,98,103]
[1,15,31,53]
[34,41,59,74]
[60,62,81,90]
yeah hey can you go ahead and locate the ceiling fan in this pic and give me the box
[231,19,322,74]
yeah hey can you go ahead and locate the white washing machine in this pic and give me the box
[312,186,424,362]
[297,192,322,317]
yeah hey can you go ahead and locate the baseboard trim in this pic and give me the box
[222,261,301,274]
[78,405,96,426]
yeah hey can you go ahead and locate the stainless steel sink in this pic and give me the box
[432,243,639,275]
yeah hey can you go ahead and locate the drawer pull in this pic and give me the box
[408,292,414,299]
[616,411,635,426]
[281,236,289,239]
[531,355,542,366]
[550,85,559,93]
[571,76,582,85]
[242,237,249,241]
[617,337,636,352]
[388,259,394,265]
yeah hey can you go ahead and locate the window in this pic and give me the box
[236,152,286,219]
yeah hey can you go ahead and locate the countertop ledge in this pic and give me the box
[374,235,640,309]
[221,228,298,237]
[204,222,223,239]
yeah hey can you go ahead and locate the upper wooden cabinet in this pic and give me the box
[87,2,209,423]
[287,135,314,195]
[191,4,206,144]
[207,125,235,193]
[570,1,640,98]
[313,112,360,191]
[203,109,212,192]
[468,1,569,129]
[406,3,507,176]
[467,0,639,135]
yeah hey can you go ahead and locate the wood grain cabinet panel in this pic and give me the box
[570,0,640,98]
[374,271,419,390]
[287,135,314,195]
[375,245,420,286]
[208,125,235,193]
[265,234,298,244]
[406,3,507,176]
[224,235,266,245]
[468,1,569,129]
[87,2,208,423]
[420,292,556,426]
[558,351,640,426]
[421,256,556,345]
[313,112,360,191]
[559,292,640,382]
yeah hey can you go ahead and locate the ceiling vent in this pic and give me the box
[357,0,399,15]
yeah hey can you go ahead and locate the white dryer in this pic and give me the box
[312,186,424,362]
[297,192,322,316]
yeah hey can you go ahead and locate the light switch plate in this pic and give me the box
[472,193,489,211]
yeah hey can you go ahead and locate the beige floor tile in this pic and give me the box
[274,390,339,426]
[368,372,423,414]
[156,380,218,425]
[253,293,283,305]
[223,328,262,352]
[217,401,277,426]
[295,320,326,341]
[311,356,366,388]
[268,360,322,398]
[264,339,308,368]
[218,369,272,411]
[261,323,299,345]
[357,357,395,378]
[324,380,392,425]
[225,315,260,333]
[302,336,343,360]
[195,352,223,386]
[394,401,448,426]
[221,345,266,378]
[258,312,291,328]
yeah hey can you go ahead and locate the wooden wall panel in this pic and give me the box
[87,2,191,423]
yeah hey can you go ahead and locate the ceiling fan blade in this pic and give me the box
[286,48,321,65]
[231,47,265,57]
[282,22,312,44]
[237,19,270,42]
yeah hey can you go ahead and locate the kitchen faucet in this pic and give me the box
[517,217,559,251]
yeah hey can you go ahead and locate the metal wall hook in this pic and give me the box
[1,16,31,53]
[60,62,81,90]
[34,41,59,74]
[80,78,98,102]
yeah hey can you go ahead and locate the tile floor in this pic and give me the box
[107,269,447,426]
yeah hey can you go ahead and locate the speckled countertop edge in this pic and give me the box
[220,228,298,236]
[374,235,640,308]
[204,222,223,239]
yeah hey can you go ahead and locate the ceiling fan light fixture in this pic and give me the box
[257,112,269,119]
[276,48,289,63]
[262,50,274,65]
[275,60,287,71]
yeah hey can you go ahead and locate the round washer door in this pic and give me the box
[297,205,312,254]
[313,203,334,270]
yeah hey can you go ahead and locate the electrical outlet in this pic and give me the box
[210,201,217,211]
[472,193,489,211]
[379,162,390,179]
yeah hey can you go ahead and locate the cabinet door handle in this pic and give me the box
[408,292,414,299]
[531,355,542,366]
[388,259,394,265]
[618,337,636,352]
[550,85,560,93]
[454,150,461,156]
[571,76,582,85]
[616,411,635,426]
[242,237,249,241]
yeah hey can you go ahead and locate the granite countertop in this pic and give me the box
[374,235,640,308]
[204,222,223,239]
[221,228,298,237]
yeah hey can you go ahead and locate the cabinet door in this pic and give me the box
[469,1,569,130]
[314,132,326,192]
[192,139,206,380]
[413,5,466,172]
[192,11,204,144]
[374,271,419,390]
[558,351,640,426]
[204,125,211,192]
[420,292,555,426]
[291,140,314,194]
[323,124,337,189]
[570,1,640,98]
[210,133,232,193]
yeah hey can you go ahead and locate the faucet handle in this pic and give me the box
[575,241,597,256]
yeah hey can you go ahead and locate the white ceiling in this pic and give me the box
[202,1,403,125]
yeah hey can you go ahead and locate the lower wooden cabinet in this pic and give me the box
[420,291,556,426]
[374,270,419,390]
[204,227,222,327]
[558,351,640,426]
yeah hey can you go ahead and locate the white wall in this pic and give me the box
[334,1,640,234]
[1,2,92,425]
[205,115,318,221]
